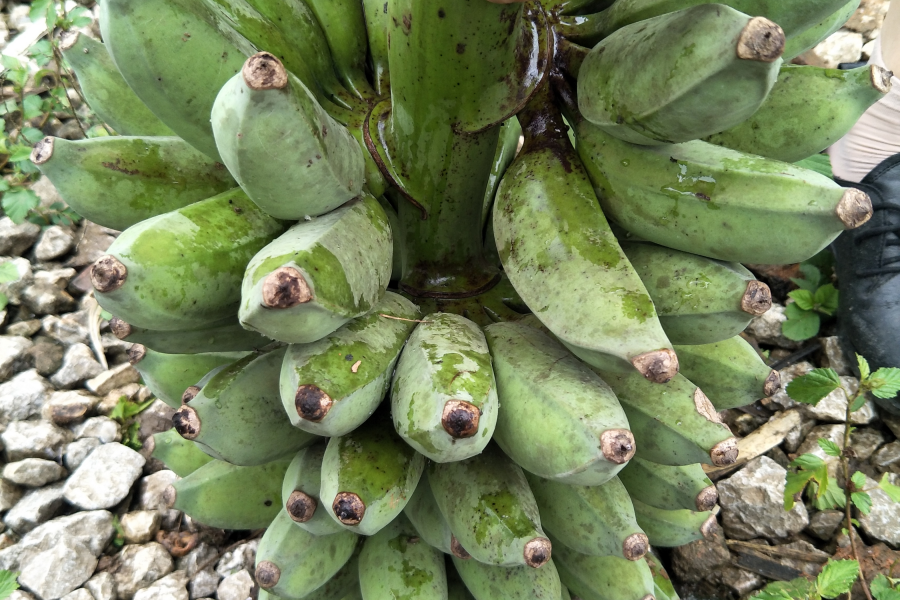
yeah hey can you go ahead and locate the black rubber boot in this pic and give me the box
[834,153,900,414]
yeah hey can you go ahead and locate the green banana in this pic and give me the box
[99,0,251,159]
[675,335,781,410]
[561,584,572,600]
[645,552,680,600]
[705,64,893,163]
[620,241,772,345]
[108,316,273,355]
[294,547,363,600]
[211,52,365,220]
[239,195,392,344]
[524,472,649,561]
[784,0,861,60]
[485,322,634,485]
[281,292,419,437]
[494,94,677,381]
[361,0,389,96]
[403,475,465,557]
[359,514,448,600]
[149,429,214,476]
[281,442,345,536]
[572,114,873,264]
[303,0,374,99]
[593,370,738,467]
[30,136,235,231]
[428,444,551,568]
[165,458,289,529]
[630,498,716,547]
[255,509,359,600]
[551,544,655,600]
[320,412,425,535]
[617,457,718,512]
[576,5,784,145]
[91,188,286,331]
[391,312,499,463]
[452,556,562,600]
[448,575,476,600]
[58,32,175,136]
[126,344,247,408]
[482,117,523,230]
[173,348,319,466]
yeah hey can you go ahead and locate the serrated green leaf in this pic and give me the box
[850,394,868,412]
[814,284,839,316]
[791,263,822,292]
[753,578,817,600]
[879,473,900,503]
[813,477,845,510]
[817,560,859,599]
[20,128,44,145]
[1,55,22,71]
[872,574,900,600]
[8,145,32,163]
[0,262,19,284]
[789,289,816,311]
[782,306,821,341]
[851,471,867,490]
[857,354,871,382]
[0,569,19,600]
[29,0,52,22]
[869,368,900,400]
[786,369,841,405]
[818,438,842,458]
[2,188,39,223]
[22,94,43,121]
[791,453,827,470]
[852,491,872,515]
[784,470,814,510]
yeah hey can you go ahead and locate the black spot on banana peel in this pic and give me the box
[286,490,318,523]
[173,406,201,440]
[736,17,785,63]
[181,386,201,405]
[523,537,552,569]
[127,344,146,365]
[710,438,739,466]
[450,536,471,560]
[600,429,636,465]
[242,52,288,91]
[262,267,312,309]
[764,370,781,397]
[109,317,132,340]
[696,486,719,512]
[631,349,679,384]
[255,561,281,589]
[295,385,334,422]
[836,188,873,229]
[740,281,772,317]
[91,255,128,293]
[623,533,650,561]
[332,492,365,526]
[31,137,54,165]
[441,400,480,438]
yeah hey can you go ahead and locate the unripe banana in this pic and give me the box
[561,584,572,600]
[212,53,365,220]
[280,292,419,437]
[281,442,344,536]
[645,552,679,600]
[675,336,780,410]
[620,241,772,345]
[173,348,319,466]
[403,476,465,557]
[524,472,649,561]
[448,575,477,600]
[705,64,892,163]
[362,0,390,96]
[593,370,738,467]
[292,546,363,600]
[126,344,247,408]
[58,32,175,136]
[783,0,860,60]
[551,543,656,600]
[239,195,392,344]
[320,412,425,535]
[149,429,213,476]
[617,457,718,513]
[483,117,523,230]
[359,514,448,600]
[391,313,499,463]
[428,444,551,568]
[303,0,374,99]
[91,188,286,331]
[630,498,716,547]
[30,136,235,231]
[451,555,562,600]
[166,458,289,529]
[577,5,784,145]
[485,322,634,485]
[255,509,359,600]
[108,316,272,355]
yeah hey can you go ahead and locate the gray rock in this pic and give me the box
[712,567,766,598]
[783,412,817,454]
[214,540,257,578]
[136,401,175,448]
[60,589,94,600]
[717,456,809,540]
[3,459,67,487]
[851,428,886,462]
[133,571,188,600]
[0,479,23,511]
[8,511,115,570]
[0,217,41,256]
[845,0,890,36]
[63,438,101,471]
[138,471,178,511]
[42,391,96,426]
[8,593,36,600]
[819,336,853,376]
[51,344,104,389]
[0,335,33,382]
[64,222,116,269]
[27,341,65,377]
[745,304,802,349]
[176,544,218,578]
[86,364,140,396]
[5,319,41,337]
[18,538,97,600]
[72,417,121,444]
[34,227,75,262]
[807,510,845,541]
[858,473,900,545]
[113,543,175,600]
[768,362,875,424]
[2,420,72,461]
[3,482,65,534]
[215,571,253,600]
[882,412,900,439]
[41,315,89,346]
[21,282,76,316]
[800,30,865,68]
[0,369,50,425]
[796,424,846,478]
[32,269,76,290]
[776,540,830,577]
[670,523,731,584]
[121,511,160,545]
[64,442,145,510]
[83,573,116,600]
[873,441,900,473]
[188,569,219,600]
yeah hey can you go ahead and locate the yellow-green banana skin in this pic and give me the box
[631,498,714,547]
[452,556,562,600]
[130,347,247,408]
[485,322,633,486]
[111,318,272,355]
[783,0,860,60]
[150,429,214,476]
[616,457,716,512]
[551,543,655,600]
[403,476,456,554]
[577,4,783,145]
[705,65,892,163]
[645,552,681,600]
[575,118,873,264]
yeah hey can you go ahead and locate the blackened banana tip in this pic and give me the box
[286,490,318,523]
[332,492,365,525]
[295,385,333,422]
[243,52,288,91]
[741,280,772,316]
[872,64,893,94]
[173,405,201,440]
[91,255,128,293]
[255,561,281,589]
[632,348,679,384]
[441,400,480,438]
[127,344,146,365]
[450,536,471,560]
[696,485,719,512]
[700,513,718,538]
[30,137,54,165]
[623,533,649,561]
[764,370,781,397]
[836,188,873,229]
[181,386,201,405]
[736,17,784,63]
[109,317,132,340]
[262,266,312,309]
[711,438,739,466]
[600,429,635,464]
[523,537,552,569]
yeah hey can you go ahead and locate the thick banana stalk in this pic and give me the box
[391,313,499,462]
[617,457,718,512]
[630,498,716,547]
[452,556,562,600]
[30,136,235,231]
[303,0,374,99]
[212,53,365,220]
[149,429,213,476]
[58,32,174,136]
[91,188,287,331]
[240,195,392,344]
[485,322,635,485]
[577,5,784,145]
[705,65,892,163]
[108,316,272,355]
[783,0,861,60]
[551,545,656,600]
[281,443,344,536]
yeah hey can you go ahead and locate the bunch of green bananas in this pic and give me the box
[33,0,885,598]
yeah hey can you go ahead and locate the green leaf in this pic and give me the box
[788,289,816,311]
[784,470,815,510]
[1,55,22,71]
[791,453,827,470]
[872,574,900,600]
[851,471,867,490]
[850,393,868,413]
[1,188,39,223]
[8,145,32,163]
[813,477,845,510]
[782,305,821,341]
[754,578,817,600]
[791,263,822,292]
[20,128,44,145]
[818,438,842,458]
[879,473,900,503]
[858,354,872,382]
[869,368,900,399]
[816,560,859,599]
[0,293,8,311]
[851,491,872,515]
[0,569,19,600]
[786,369,841,405]
[0,262,19,284]
[22,94,44,121]
[814,284,839,316]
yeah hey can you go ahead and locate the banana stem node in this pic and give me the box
[91,255,128,293]
[600,429,636,464]
[450,536,472,560]
[242,52,288,91]
[30,137,54,165]
[294,385,334,422]
[255,561,282,589]
[693,389,722,424]
[286,490,318,523]
[741,281,772,316]
[126,344,146,365]
[631,349,679,384]
[109,317,132,340]
[736,17,785,63]
[872,65,893,94]
[764,370,781,397]
[441,400,481,438]
[172,405,201,440]
[523,537,553,569]
[261,267,312,309]
[710,438,739,466]
[181,386,201,405]
[700,513,719,538]
[622,533,650,561]
[696,486,719,512]
[836,188,874,229]
[332,492,365,525]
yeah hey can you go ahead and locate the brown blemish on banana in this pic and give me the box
[441,400,480,438]
[450,536,471,560]
[736,17,785,63]
[872,65,893,94]
[109,317,132,340]
[91,255,128,293]
[836,188,873,229]
[181,386,201,405]
[261,267,312,309]
[172,406,201,440]
[600,429,636,464]
[242,52,288,91]
[631,348,679,383]
[693,388,722,424]
[255,561,281,589]
[30,137,54,165]
[623,533,649,561]
[332,492,365,526]
[700,513,718,538]
[523,537,552,568]
[696,486,719,512]
[763,370,781,397]
[286,490,317,523]
[162,484,177,508]
[127,344,146,365]
[741,280,772,316]
[295,385,333,422]
[710,438,739,466]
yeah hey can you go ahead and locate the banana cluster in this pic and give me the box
[32,0,883,598]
